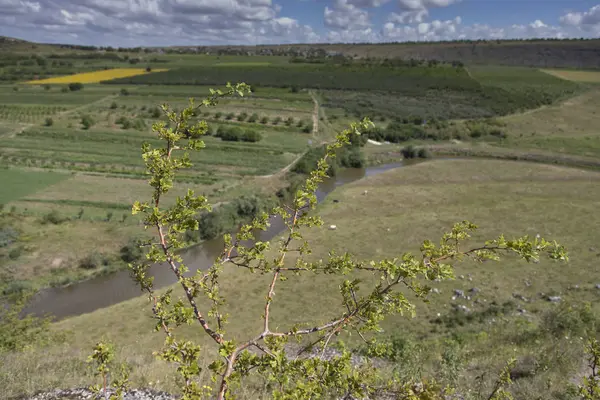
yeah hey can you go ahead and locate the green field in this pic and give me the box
[3,159,600,398]
[0,169,68,204]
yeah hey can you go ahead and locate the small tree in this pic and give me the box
[44,117,53,127]
[81,115,95,130]
[125,83,568,400]
[69,82,84,91]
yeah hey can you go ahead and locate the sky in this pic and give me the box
[0,0,599,47]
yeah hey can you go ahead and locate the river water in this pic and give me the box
[24,161,415,320]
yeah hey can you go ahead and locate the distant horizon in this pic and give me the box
[5,34,600,50]
[0,1,598,48]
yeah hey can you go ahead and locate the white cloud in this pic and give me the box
[381,15,576,42]
[346,0,391,6]
[560,4,600,29]
[0,0,599,46]
[397,0,458,11]
[324,0,371,30]
[389,9,428,24]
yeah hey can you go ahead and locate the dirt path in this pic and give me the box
[257,91,323,179]
[464,66,474,80]
[257,150,308,179]
[309,90,319,138]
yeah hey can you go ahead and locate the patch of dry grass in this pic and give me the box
[542,69,600,83]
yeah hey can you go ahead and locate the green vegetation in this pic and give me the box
[104,64,474,92]
[0,169,68,204]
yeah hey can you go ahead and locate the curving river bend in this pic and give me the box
[25,161,417,320]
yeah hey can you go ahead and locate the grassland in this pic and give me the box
[0,169,68,204]
[3,159,600,398]
[26,68,169,84]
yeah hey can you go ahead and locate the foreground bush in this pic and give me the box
[112,83,569,400]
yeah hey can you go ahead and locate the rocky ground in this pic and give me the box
[17,388,177,400]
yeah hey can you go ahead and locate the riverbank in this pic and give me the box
[365,142,600,171]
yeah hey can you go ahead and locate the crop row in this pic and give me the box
[103,64,478,93]
[0,105,69,122]
[323,67,581,120]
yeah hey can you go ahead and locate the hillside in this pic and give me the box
[2,35,600,68]
[2,159,599,398]
[174,39,600,69]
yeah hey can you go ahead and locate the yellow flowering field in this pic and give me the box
[25,68,168,84]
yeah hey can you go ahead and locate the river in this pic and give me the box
[24,161,417,320]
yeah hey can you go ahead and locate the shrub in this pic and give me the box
[260,116,269,124]
[285,117,294,126]
[150,107,161,118]
[225,112,234,120]
[0,290,59,352]
[110,102,118,109]
[401,144,418,159]
[81,115,95,130]
[133,119,146,131]
[296,120,304,127]
[43,84,51,91]
[247,113,258,123]
[117,116,131,129]
[68,82,84,91]
[8,246,22,260]
[120,237,145,263]
[302,124,312,133]
[61,87,68,93]
[214,111,222,119]
[290,85,300,93]
[489,128,507,139]
[273,116,282,125]
[146,66,152,72]
[41,210,67,225]
[417,148,432,158]
[339,147,365,168]
[241,129,262,142]
[220,126,243,142]
[120,88,129,96]
[79,252,108,270]
[237,112,248,122]
[44,117,53,127]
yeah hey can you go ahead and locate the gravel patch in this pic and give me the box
[16,388,178,400]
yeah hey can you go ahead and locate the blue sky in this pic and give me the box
[0,0,599,46]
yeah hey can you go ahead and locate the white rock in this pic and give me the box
[329,225,337,230]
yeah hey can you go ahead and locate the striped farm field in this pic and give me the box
[25,68,168,84]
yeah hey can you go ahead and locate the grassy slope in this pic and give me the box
[4,159,600,398]
[497,87,600,158]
